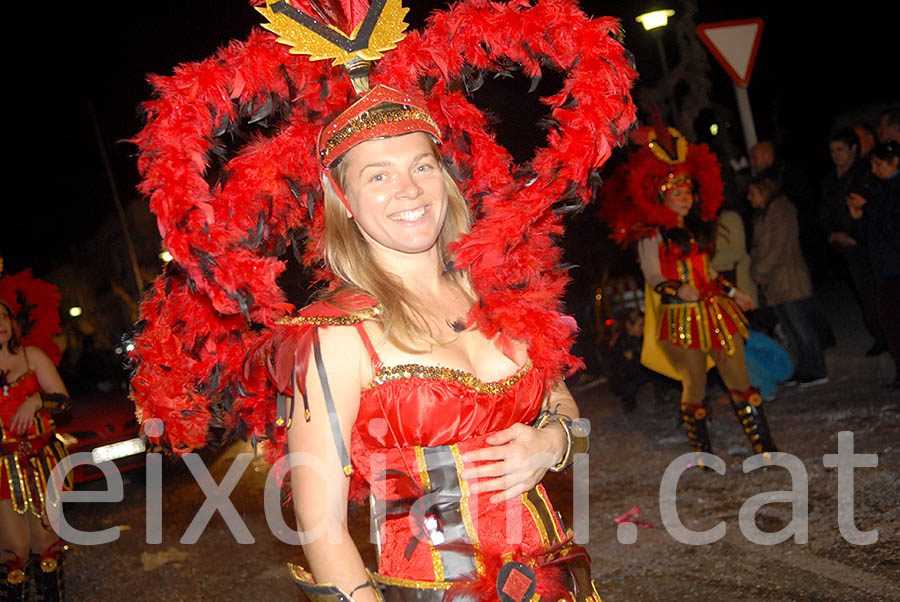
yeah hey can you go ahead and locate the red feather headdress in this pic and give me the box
[598,124,724,246]
[0,268,63,366]
[129,0,637,454]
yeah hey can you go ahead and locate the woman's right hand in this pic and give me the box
[677,283,700,302]
[11,395,42,434]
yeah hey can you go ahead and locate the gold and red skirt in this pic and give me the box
[0,411,72,518]
[658,294,749,354]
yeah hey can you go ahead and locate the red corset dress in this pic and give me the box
[657,241,748,354]
[347,325,600,601]
[0,372,71,517]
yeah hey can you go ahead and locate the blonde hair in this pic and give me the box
[316,138,474,350]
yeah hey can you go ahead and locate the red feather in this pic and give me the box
[0,269,62,366]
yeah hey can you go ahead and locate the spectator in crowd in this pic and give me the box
[877,107,900,144]
[855,122,877,158]
[750,141,817,223]
[749,172,829,387]
[847,141,900,389]
[819,128,886,356]
[750,140,835,347]
[607,308,678,413]
[713,206,759,308]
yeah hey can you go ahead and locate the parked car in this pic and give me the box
[53,390,147,484]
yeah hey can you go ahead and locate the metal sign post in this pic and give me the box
[697,19,764,155]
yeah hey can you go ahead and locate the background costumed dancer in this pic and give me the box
[129,1,636,599]
[0,263,71,601]
[598,125,779,460]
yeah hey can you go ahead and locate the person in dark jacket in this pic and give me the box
[820,129,886,356]
[848,141,900,388]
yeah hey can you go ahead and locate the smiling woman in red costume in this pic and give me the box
[0,264,71,601]
[600,126,779,461]
[128,0,636,600]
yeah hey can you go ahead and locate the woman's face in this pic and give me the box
[870,155,900,179]
[747,184,767,208]
[663,185,694,218]
[0,303,13,347]
[341,132,448,257]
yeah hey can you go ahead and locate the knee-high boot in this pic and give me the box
[33,549,64,602]
[1,558,28,602]
[680,403,713,455]
[730,388,778,454]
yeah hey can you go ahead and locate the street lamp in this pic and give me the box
[159,250,173,263]
[69,306,83,318]
[635,9,675,81]
[635,9,674,31]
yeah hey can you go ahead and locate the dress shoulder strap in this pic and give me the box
[353,322,383,373]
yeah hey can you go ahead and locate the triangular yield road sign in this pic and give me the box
[697,19,764,87]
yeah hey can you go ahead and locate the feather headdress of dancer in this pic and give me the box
[598,118,724,246]
[0,264,62,366]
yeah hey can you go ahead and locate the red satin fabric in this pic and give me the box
[350,365,571,581]
[0,371,63,506]
[658,242,718,294]
[354,366,544,450]
[0,371,40,426]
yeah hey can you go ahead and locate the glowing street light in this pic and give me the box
[69,306,83,318]
[159,250,174,263]
[635,9,675,31]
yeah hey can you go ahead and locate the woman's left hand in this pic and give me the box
[11,395,42,434]
[459,422,565,503]
[733,289,756,312]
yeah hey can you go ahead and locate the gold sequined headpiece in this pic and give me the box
[646,126,692,194]
[316,85,440,166]
[659,171,693,193]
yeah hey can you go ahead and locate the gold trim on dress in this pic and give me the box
[413,446,444,581]
[372,573,456,589]
[521,491,551,549]
[277,305,381,326]
[363,360,533,394]
[534,485,566,543]
[450,443,485,578]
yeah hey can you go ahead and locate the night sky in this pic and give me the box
[5,0,895,279]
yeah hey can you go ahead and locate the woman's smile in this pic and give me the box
[388,205,430,224]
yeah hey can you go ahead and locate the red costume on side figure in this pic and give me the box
[0,370,71,515]
[0,270,70,518]
[0,267,70,601]
[599,126,777,460]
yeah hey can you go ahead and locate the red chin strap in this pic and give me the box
[322,168,354,217]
